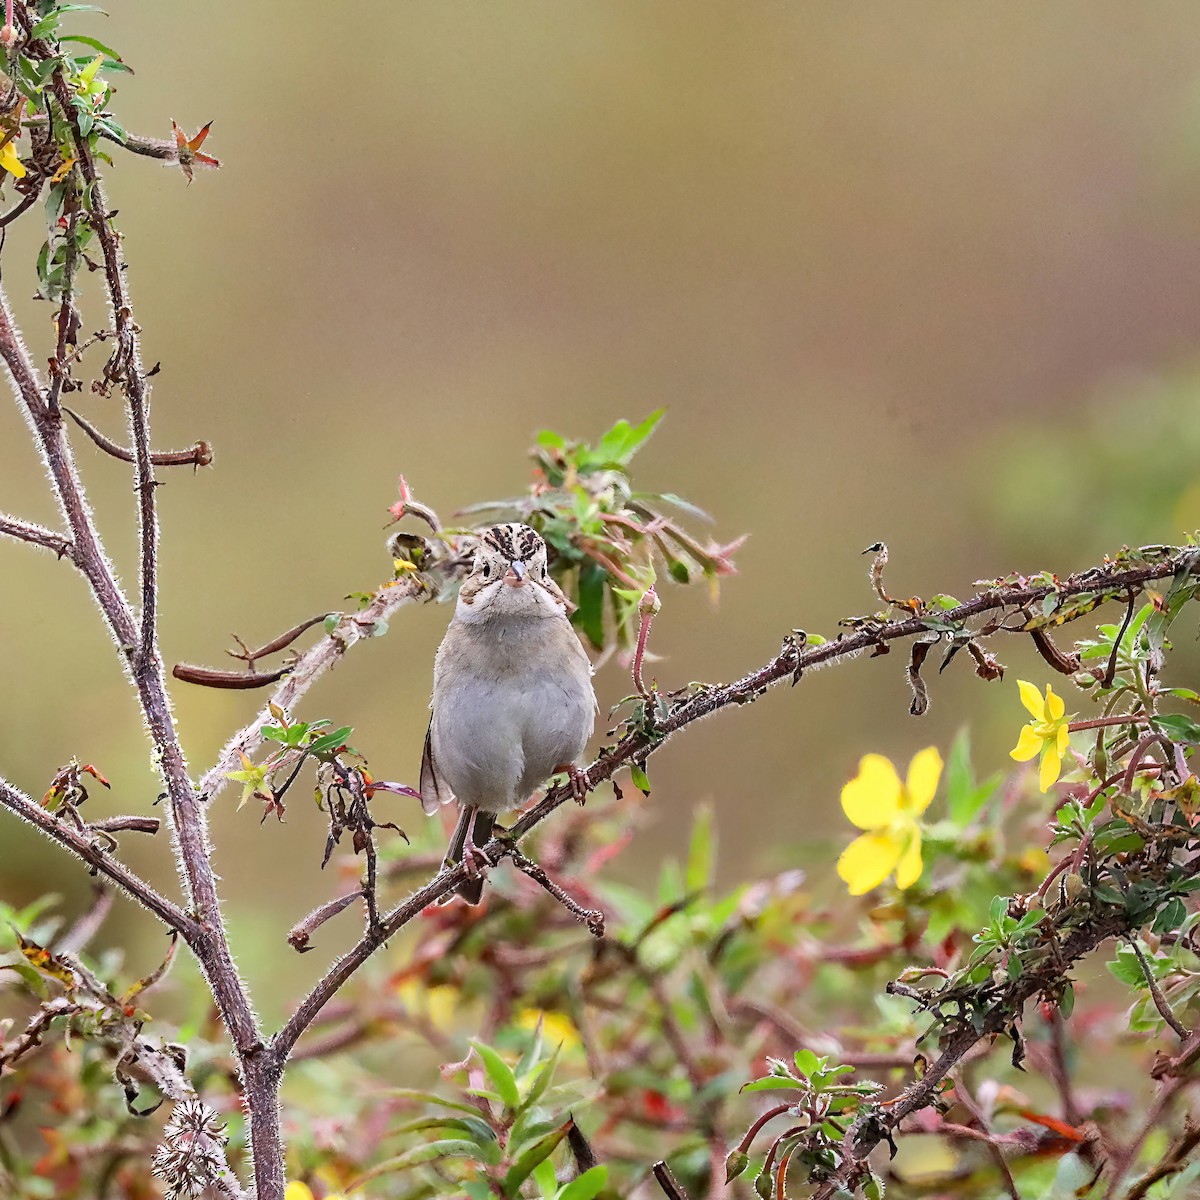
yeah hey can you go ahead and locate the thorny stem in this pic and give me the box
[0,510,73,558]
[1128,937,1190,1040]
[0,20,275,1192]
[1069,715,1150,733]
[271,549,1200,1068]
[0,777,194,934]
[63,404,213,468]
[633,585,658,700]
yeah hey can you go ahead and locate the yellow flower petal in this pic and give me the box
[1039,747,1063,792]
[1010,724,1043,762]
[285,1185,316,1200]
[1056,723,1070,757]
[1044,686,1065,721]
[837,831,902,895]
[904,746,943,815]
[516,1008,580,1051]
[894,827,923,890]
[840,754,902,830]
[0,141,25,179]
[1017,680,1046,720]
[78,55,103,87]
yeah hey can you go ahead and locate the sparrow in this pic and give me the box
[420,523,597,903]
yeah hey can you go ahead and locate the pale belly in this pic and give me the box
[432,669,594,812]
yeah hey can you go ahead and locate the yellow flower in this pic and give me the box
[515,1007,581,1052]
[0,137,25,180]
[1010,681,1075,792]
[836,748,942,895]
[395,980,458,1031]
[285,1185,347,1200]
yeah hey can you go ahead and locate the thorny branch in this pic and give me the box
[0,777,193,935]
[271,548,1200,1064]
[0,510,72,557]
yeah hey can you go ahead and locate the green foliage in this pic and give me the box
[453,412,742,649]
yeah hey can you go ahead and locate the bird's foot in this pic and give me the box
[462,842,491,879]
[556,763,590,806]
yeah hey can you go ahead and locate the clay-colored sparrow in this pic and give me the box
[420,523,597,903]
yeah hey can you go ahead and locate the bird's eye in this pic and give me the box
[481,563,491,579]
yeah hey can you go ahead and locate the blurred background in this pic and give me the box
[3,1,1200,1022]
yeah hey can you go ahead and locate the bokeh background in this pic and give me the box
[4,2,1200,1023]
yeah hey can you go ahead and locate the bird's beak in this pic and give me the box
[505,560,527,585]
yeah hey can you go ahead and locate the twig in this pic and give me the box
[0,775,195,936]
[951,1071,1022,1200]
[1128,938,1189,1040]
[197,573,439,802]
[173,662,293,690]
[633,585,659,700]
[225,615,328,667]
[287,891,363,954]
[63,405,212,468]
[57,885,113,954]
[1104,591,1138,688]
[503,845,605,937]
[651,1161,691,1200]
[1123,1116,1200,1200]
[0,511,73,558]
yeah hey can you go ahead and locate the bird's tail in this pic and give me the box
[439,807,495,906]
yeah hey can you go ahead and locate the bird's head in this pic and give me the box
[456,523,567,622]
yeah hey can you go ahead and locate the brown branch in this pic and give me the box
[196,573,440,802]
[0,776,194,935]
[173,662,293,690]
[0,21,269,1190]
[1123,1116,1200,1200]
[652,1160,692,1200]
[0,511,73,558]
[809,910,1134,1200]
[1128,938,1190,1040]
[503,845,605,937]
[89,815,162,836]
[951,1071,1021,1200]
[270,547,1200,1069]
[63,405,212,468]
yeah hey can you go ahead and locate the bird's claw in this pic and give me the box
[462,843,491,879]
[557,763,589,806]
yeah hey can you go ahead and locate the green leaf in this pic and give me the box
[1151,713,1200,745]
[523,1050,563,1115]
[351,1139,497,1186]
[536,429,566,449]
[686,803,715,892]
[502,1119,573,1194]
[59,34,122,59]
[793,1048,821,1079]
[532,1157,558,1198]
[558,1165,609,1200]
[629,763,650,795]
[573,561,607,650]
[1153,896,1187,936]
[472,1040,521,1109]
[306,726,353,756]
[740,1076,806,1093]
[390,1115,497,1144]
[388,1088,486,1111]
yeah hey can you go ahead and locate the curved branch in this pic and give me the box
[196,571,442,801]
[0,511,73,558]
[272,548,1197,1064]
[0,776,195,935]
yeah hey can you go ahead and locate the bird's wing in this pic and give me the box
[419,717,453,815]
